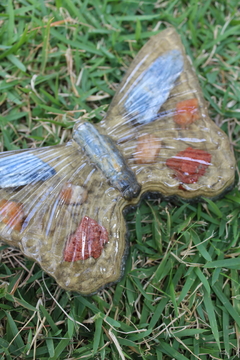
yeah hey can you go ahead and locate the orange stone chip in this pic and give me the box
[134,134,161,164]
[166,147,212,184]
[174,98,200,127]
[0,199,24,231]
[59,183,73,203]
[59,183,87,205]
[64,216,108,262]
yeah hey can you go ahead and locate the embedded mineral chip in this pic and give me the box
[174,98,200,128]
[64,216,108,262]
[59,183,88,205]
[166,147,212,184]
[0,199,24,232]
[134,134,161,164]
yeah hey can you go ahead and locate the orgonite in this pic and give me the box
[0,28,235,294]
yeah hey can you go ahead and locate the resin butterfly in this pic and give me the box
[0,28,235,294]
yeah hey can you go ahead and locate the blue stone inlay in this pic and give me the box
[124,49,184,124]
[0,152,56,188]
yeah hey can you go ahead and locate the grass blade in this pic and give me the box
[203,289,220,350]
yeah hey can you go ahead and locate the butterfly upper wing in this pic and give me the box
[0,142,128,294]
[101,27,235,199]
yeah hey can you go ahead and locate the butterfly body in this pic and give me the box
[73,122,141,199]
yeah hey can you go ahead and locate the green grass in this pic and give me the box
[0,0,240,359]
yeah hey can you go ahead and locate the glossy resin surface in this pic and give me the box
[0,28,235,294]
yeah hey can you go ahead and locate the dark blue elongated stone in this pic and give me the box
[73,122,141,200]
[0,152,56,188]
[124,49,184,124]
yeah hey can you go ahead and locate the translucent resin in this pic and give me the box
[0,28,235,294]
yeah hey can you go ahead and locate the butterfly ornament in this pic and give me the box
[0,28,235,295]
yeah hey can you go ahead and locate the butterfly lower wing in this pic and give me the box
[101,27,235,199]
[0,142,127,294]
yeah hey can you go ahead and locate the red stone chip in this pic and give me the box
[64,216,108,262]
[166,147,212,184]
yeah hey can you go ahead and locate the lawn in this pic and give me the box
[0,0,240,359]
